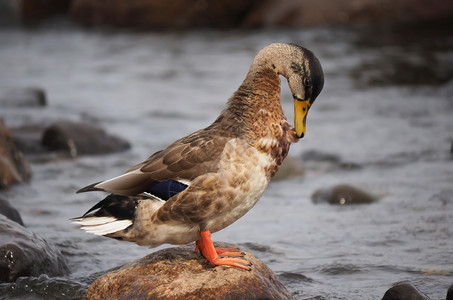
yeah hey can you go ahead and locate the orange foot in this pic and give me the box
[195,230,251,270]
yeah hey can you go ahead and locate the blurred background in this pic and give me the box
[0,0,453,299]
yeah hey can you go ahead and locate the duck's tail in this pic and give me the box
[71,194,145,236]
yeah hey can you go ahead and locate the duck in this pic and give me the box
[73,43,324,270]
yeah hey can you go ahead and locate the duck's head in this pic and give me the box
[254,43,324,138]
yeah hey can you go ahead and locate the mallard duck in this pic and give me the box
[73,43,324,270]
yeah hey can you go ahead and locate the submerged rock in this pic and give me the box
[41,120,130,157]
[85,242,294,300]
[0,215,69,283]
[0,87,46,107]
[0,197,24,225]
[0,119,32,188]
[312,184,378,205]
[381,282,429,300]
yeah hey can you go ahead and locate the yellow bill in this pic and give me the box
[294,98,311,138]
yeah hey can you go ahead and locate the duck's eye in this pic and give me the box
[303,77,312,86]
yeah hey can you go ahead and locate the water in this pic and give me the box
[0,21,452,299]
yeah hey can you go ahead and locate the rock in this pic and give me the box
[0,215,69,283]
[41,120,130,157]
[381,282,429,300]
[85,242,294,300]
[311,184,378,205]
[273,155,305,181]
[0,197,24,226]
[0,119,32,188]
[0,87,47,107]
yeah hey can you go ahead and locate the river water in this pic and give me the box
[0,21,452,299]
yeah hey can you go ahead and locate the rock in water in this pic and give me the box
[312,184,378,205]
[0,87,47,107]
[0,215,69,283]
[41,120,130,157]
[381,282,429,300]
[85,242,294,300]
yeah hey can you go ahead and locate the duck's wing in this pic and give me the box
[78,130,230,196]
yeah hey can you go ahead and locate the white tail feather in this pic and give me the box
[72,216,132,235]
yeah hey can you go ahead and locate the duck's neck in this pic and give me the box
[221,68,285,136]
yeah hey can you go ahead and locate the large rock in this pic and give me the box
[312,184,378,205]
[0,197,24,225]
[0,215,69,283]
[0,119,31,188]
[381,282,429,300]
[85,242,294,300]
[41,120,130,157]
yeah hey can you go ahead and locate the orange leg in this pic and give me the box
[195,230,251,270]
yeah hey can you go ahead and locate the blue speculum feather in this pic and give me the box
[147,180,188,200]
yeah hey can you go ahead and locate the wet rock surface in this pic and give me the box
[0,119,31,188]
[85,242,294,300]
[312,184,378,205]
[0,196,24,225]
[0,215,69,283]
[381,282,429,300]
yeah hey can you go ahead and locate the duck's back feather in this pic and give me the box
[78,130,232,196]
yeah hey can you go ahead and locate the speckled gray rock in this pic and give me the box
[85,242,294,300]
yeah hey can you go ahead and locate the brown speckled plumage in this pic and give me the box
[73,43,324,255]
